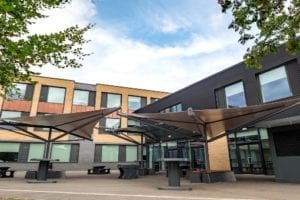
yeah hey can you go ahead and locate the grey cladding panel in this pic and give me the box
[75,83,96,91]
[101,93,107,107]
[18,143,30,162]
[119,145,126,162]
[94,144,102,162]
[39,86,48,102]
[88,91,96,106]
[70,144,79,163]
[215,88,226,108]
[25,84,34,101]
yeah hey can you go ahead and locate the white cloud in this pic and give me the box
[30,0,246,92]
[29,0,96,34]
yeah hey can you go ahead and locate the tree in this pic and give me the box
[0,0,92,96]
[219,0,300,68]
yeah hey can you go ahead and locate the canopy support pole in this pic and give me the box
[187,108,210,171]
[203,125,210,171]
[45,128,53,159]
[140,133,144,168]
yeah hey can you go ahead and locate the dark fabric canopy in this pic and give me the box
[255,101,300,128]
[0,107,120,141]
[126,98,300,141]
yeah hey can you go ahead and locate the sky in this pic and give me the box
[30,0,247,93]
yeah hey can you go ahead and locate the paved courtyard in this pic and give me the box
[0,171,299,200]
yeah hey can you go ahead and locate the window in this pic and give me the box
[106,118,120,128]
[126,146,137,162]
[40,86,66,104]
[27,143,45,162]
[1,111,22,118]
[160,103,182,113]
[0,143,20,162]
[50,143,78,162]
[6,83,34,100]
[51,144,71,162]
[101,93,121,108]
[259,66,292,102]
[73,90,95,106]
[0,111,28,130]
[127,119,140,127]
[172,104,182,112]
[128,96,147,110]
[99,118,121,133]
[224,82,247,108]
[150,97,159,103]
[101,145,119,162]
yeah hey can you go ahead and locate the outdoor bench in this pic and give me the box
[88,166,110,175]
[0,167,15,178]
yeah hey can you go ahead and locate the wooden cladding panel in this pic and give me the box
[208,136,231,171]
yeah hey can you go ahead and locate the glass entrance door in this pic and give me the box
[238,143,264,174]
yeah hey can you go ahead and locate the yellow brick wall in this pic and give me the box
[0,76,169,144]
[94,84,168,143]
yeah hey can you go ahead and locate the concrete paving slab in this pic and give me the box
[0,171,299,200]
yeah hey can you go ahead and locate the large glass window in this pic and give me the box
[99,118,121,133]
[225,82,247,108]
[127,119,140,127]
[6,83,34,100]
[0,111,22,118]
[51,144,71,162]
[128,96,142,110]
[73,90,95,106]
[27,143,45,162]
[126,146,137,162]
[171,104,182,112]
[0,111,23,130]
[102,145,119,162]
[160,103,182,113]
[48,87,65,103]
[259,66,292,102]
[40,86,66,104]
[150,97,159,103]
[0,143,20,162]
[73,90,89,106]
[107,93,121,107]
[105,118,120,129]
[6,83,26,100]
[128,96,146,110]
[101,93,121,108]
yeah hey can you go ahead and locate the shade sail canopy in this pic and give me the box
[255,101,300,128]
[0,107,120,141]
[126,98,300,142]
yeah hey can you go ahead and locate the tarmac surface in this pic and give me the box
[0,171,299,200]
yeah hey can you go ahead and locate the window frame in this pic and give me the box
[50,143,79,163]
[73,89,90,106]
[101,92,122,108]
[160,103,182,113]
[224,81,247,108]
[6,83,34,101]
[99,117,121,133]
[258,66,292,103]
[127,95,146,110]
[101,144,119,162]
[40,85,66,104]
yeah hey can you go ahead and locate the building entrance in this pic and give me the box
[237,143,263,174]
[228,128,274,175]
